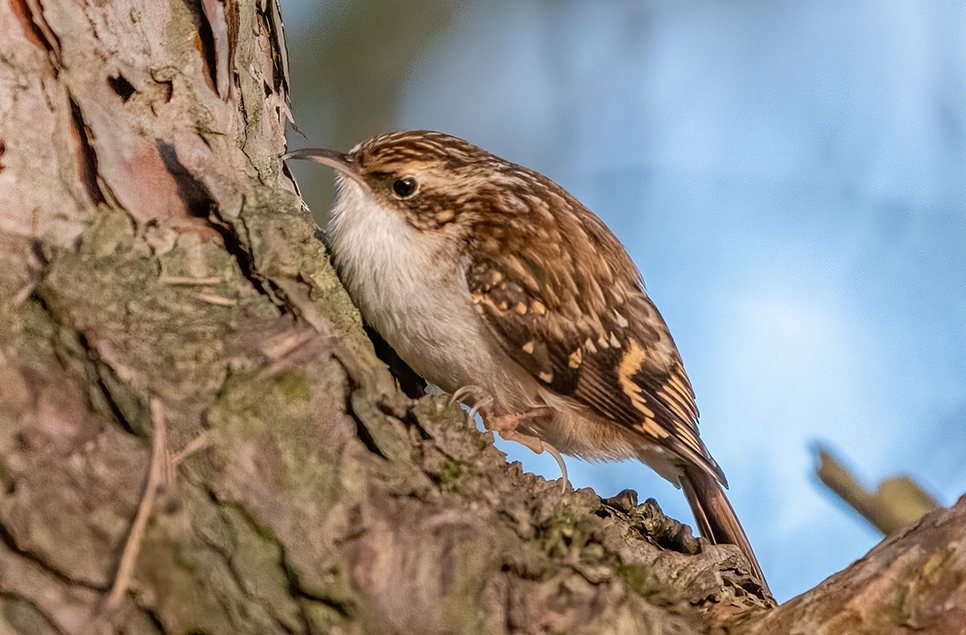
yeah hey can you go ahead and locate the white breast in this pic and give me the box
[326,177,534,406]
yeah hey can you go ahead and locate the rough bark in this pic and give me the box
[0,1,962,634]
[737,497,966,635]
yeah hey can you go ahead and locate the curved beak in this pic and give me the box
[283,148,366,187]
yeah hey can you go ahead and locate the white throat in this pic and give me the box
[325,176,496,395]
[326,177,457,327]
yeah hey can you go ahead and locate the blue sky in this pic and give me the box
[283,0,966,601]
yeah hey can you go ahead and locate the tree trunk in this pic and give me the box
[0,1,962,634]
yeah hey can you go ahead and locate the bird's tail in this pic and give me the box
[680,466,770,595]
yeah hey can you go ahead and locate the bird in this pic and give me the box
[285,130,769,591]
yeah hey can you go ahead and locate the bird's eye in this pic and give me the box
[392,176,418,199]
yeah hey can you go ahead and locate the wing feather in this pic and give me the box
[467,254,724,485]
[461,162,724,484]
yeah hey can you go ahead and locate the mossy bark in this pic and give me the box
[1,1,962,634]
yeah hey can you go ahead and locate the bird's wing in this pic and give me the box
[465,195,724,484]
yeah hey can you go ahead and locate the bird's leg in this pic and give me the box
[485,408,570,493]
[450,387,569,492]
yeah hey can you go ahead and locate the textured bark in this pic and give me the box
[0,1,961,634]
[735,497,966,635]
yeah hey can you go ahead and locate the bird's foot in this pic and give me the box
[449,390,570,493]
[488,409,569,493]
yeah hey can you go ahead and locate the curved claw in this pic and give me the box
[448,385,484,408]
[495,420,570,493]
[542,442,571,493]
[468,395,494,419]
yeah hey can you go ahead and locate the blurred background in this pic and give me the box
[280,0,966,602]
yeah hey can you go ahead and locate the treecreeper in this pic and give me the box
[285,130,770,593]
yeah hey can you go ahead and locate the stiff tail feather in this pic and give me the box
[680,466,770,595]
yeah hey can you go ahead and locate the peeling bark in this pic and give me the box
[0,1,962,634]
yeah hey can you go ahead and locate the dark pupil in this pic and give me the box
[393,177,417,198]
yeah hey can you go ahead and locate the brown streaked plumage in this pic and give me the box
[286,130,770,593]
